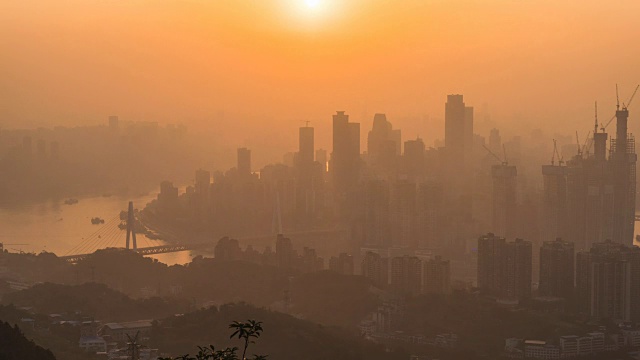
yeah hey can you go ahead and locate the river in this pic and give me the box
[1,193,640,265]
[0,193,194,265]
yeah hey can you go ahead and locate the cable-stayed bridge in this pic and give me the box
[59,201,214,263]
[59,200,346,264]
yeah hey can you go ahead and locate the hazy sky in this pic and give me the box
[2,0,640,161]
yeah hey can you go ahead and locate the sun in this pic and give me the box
[305,0,321,9]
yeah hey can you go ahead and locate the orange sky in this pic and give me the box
[1,0,640,163]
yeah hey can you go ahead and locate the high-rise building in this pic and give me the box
[329,253,354,275]
[363,180,391,248]
[492,164,517,239]
[444,95,474,220]
[195,169,211,198]
[504,238,532,300]
[478,233,532,300]
[416,182,443,249]
[362,251,389,287]
[276,234,295,269]
[316,149,327,171]
[542,164,568,242]
[477,233,506,296]
[390,255,422,295]
[539,238,574,299]
[390,181,417,248]
[445,95,473,166]
[298,126,315,165]
[157,181,179,216]
[611,106,636,245]
[237,148,251,175]
[576,240,640,322]
[331,111,360,195]
[403,138,425,179]
[566,155,588,251]
[423,256,451,295]
[488,128,502,154]
[367,114,401,176]
[194,169,211,222]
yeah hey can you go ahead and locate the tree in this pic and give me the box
[159,320,266,360]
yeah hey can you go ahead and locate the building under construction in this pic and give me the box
[542,90,637,251]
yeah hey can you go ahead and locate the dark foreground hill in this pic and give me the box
[151,303,407,360]
[0,321,56,360]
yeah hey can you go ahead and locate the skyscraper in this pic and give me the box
[403,137,425,179]
[363,180,391,248]
[444,94,474,220]
[477,233,506,296]
[416,182,442,249]
[367,113,401,176]
[539,238,574,299]
[492,164,518,239]
[611,106,637,245]
[331,111,361,203]
[237,147,251,175]
[504,238,532,300]
[298,126,314,165]
[194,169,211,223]
[445,95,473,166]
[390,181,417,248]
[542,164,568,242]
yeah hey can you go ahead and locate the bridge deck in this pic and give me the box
[60,242,213,263]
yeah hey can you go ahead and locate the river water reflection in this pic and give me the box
[0,193,193,265]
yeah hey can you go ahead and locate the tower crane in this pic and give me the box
[551,139,563,165]
[602,84,639,131]
[482,144,507,166]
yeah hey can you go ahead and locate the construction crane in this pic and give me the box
[551,139,563,165]
[581,130,593,156]
[602,84,639,131]
[482,144,507,165]
[576,131,582,156]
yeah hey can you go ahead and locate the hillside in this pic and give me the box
[2,282,190,322]
[151,303,406,360]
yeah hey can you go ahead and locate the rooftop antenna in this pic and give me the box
[616,84,620,111]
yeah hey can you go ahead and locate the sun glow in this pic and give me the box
[291,0,334,20]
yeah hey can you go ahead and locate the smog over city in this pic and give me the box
[1,1,640,360]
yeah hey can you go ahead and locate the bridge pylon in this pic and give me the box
[125,201,137,251]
